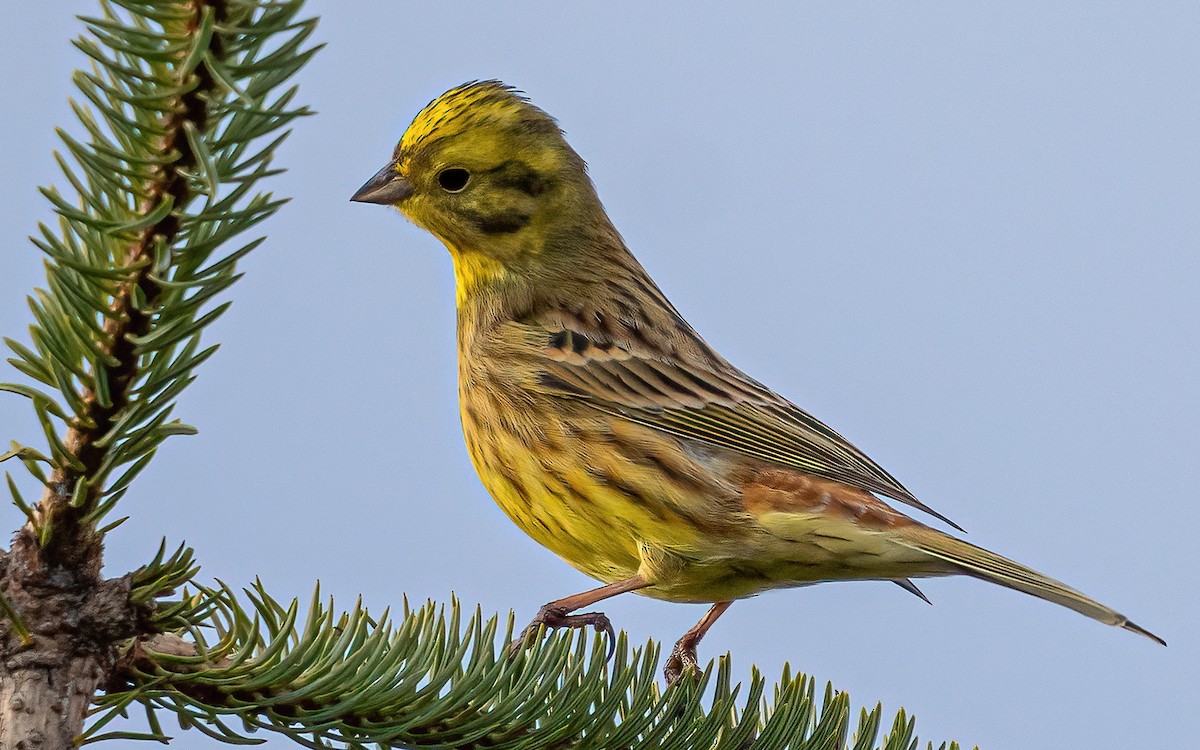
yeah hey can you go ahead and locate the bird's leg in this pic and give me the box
[664,601,733,684]
[511,575,649,659]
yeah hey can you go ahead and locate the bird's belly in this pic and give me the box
[479,457,644,583]
[460,404,744,587]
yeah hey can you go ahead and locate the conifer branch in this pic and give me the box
[0,2,318,747]
[103,557,964,750]
[33,0,230,560]
[2,0,317,563]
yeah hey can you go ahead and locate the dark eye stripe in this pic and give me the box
[489,160,550,196]
[475,210,531,234]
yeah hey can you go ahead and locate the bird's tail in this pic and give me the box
[894,525,1165,646]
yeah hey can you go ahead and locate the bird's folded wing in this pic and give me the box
[526,325,960,530]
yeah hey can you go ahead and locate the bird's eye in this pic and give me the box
[437,168,470,192]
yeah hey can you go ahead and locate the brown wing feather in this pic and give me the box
[524,323,961,530]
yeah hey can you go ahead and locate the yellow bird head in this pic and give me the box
[352,81,608,287]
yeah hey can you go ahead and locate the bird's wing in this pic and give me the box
[525,325,960,530]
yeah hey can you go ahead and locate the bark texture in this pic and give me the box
[0,534,134,748]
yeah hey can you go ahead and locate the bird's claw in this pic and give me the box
[663,639,701,684]
[507,605,617,660]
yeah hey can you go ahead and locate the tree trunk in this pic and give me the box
[0,531,134,749]
[0,656,104,749]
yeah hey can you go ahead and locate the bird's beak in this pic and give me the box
[350,163,414,205]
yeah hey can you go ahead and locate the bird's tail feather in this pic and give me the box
[894,526,1165,646]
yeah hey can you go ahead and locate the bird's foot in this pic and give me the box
[663,636,701,684]
[508,603,616,659]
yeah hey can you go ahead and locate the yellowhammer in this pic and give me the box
[351,80,1163,681]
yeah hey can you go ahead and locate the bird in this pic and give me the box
[350,80,1164,682]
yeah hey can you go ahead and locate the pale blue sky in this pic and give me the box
[1,3,1197,748]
